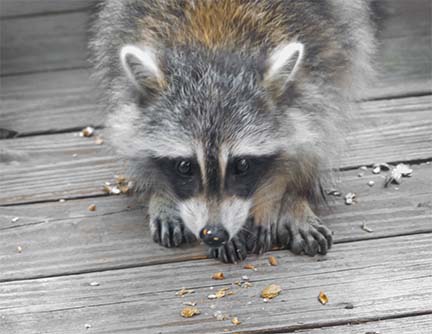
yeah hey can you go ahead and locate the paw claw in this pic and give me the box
[283,216,333,256]
[151,217,194,248]
[209,235,248,263]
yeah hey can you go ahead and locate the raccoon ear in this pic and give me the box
[120,45,165,93]
[264,42,304,95]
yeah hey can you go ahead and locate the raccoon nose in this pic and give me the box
[199,225,229,247]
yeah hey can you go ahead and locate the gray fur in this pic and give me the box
[89,0,378,262]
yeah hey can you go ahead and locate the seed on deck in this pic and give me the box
[344,192,356,205]
[231,317,241,325]
[361,223,374,233]
[318,291,329,305]
[176,287,195,297]
[261,284,282,299]
[243,264,256,270]
[181,306,200,318]
[212,272,225,280]
[88,204,96,211]
[80,126,94,137]
[268,255,278,266]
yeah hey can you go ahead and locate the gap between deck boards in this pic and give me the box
[1,233,432,333]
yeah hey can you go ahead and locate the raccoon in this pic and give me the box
[90,0,377,263]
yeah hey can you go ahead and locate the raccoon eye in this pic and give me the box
[234,158,249,175]
[176,160,192,176]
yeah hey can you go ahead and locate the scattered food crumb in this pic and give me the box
[89,282,100,287]
[263,298,269,303]
[360,166,368,171]
[358,172,364,177]
[214,311,228,321]
[103,176,132,195]
[372,163,390,175]
[84,324,91,329]
[88,204,96,212]
[103,184,121,195]
[181,306,200,318]
[176,287,195,297]
[59,199,66,203]
[11,217,19,223]
[361,223,373,233]
[94,136,104,145]
[80,127,95,137]
[384,163,413,187]
[395,163,413,177]
[367,180,375,187]
[243,264,256,270]
[241,275,250,281]
[344,303,354,309]
[183,301,197,306]
[372,166,381,174]
[212,272,225,280]
[210,287,232,299]
[115,175,127,184]
[318,291,329,305]
[261,284,282,299]
[268,255,278,266]
[17,246,22,253]
[72,153,78,158]
[231,317,241,325]
[344,192,356,205]
[326,189,342,197]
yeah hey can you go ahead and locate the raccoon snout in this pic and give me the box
[199,225,229,247]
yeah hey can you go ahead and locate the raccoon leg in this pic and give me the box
[277,196,333,256]
[149,195,196,247]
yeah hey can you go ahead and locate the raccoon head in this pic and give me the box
[116,42,306,246]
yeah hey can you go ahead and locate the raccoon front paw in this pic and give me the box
[150,216,196,248]
[247,224,272,255]
[208,235,248,263]
[286,216,333,256]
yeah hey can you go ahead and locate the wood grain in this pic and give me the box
[0,163,430,281]
[1,0,431,95]
[0,11,90,75]
[0,234,431,333]
[1,0,95,18]
[290,315,432,334]
[0,69,102,135]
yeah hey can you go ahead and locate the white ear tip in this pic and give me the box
[119,44,162,90]
[268,41,305,81]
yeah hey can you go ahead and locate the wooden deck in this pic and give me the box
[1,1,431,333]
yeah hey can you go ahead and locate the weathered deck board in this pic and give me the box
[0,11,90,75]
[0,163,430,281]
[292,315,432,334]
[0,69,102,136]
[1,0,94,18]
[1,234,431,334]
[1,0,430,95]
[1,95,431,205]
